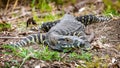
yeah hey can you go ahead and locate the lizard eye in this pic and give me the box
[65,38,72,43]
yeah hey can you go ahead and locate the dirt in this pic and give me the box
[88,18,120,68]
[93,19,120,45]
[0,16,120,68]
[0,0,120,68]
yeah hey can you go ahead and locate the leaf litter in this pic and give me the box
[0,0,120,68]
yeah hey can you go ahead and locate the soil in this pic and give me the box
[0,0,120,68]
[0,16,120,68]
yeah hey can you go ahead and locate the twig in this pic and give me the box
[19,53,32,68]
[12,0,18,12]
[37,11,63,18]
[61,53,68,59]
[0,36,25,39]
[6,12,31,22]
[5,0,10,11]
[109,40,120,42]
[8,11,62,21]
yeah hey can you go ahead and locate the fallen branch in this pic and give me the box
[6,12,31,22]
[5,11,63,22]
[0,37,26,39]
[109,40,120,42]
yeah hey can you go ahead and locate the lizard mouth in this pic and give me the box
[57,37,86,48]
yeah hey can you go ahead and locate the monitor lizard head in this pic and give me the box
[53,36,91,51]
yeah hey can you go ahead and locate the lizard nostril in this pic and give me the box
[66,39,69,42]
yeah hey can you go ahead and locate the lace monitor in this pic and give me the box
[40,15,111,32]
[10,14,111,51]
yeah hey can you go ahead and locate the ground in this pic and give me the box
[0,0,120,68]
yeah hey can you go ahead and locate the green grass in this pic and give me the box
[31,0,76,12]
[0,23,11,31]
[103,5,120,16]
[2,44,92,67]
[4,44,109,68]
[33,46,61,61]
[69,51,92,61]
[103,0,120,16]
[3,45,61,61]
[77,56,109,68]
[31,0,52,12]
[3,44,92,61]
[32,13,63,26]
[2,45,62,67]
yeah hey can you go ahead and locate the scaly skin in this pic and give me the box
[40,20,60,32]
[45,14,90,51]
[10,14,111,52]
[40,15,111,32]
[10,33,47,47]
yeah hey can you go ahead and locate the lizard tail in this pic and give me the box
[95,16,111,22]
[76,15,112,26]
[10,33,46,47]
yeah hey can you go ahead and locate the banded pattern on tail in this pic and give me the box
[40,20,60,32]
[76,15,111,26]
[10,33,46,47]
[40,15,111,32]
[9,14,111,51]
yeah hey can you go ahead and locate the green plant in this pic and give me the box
[16,48,30,58]
[50,0,76,6]
[4,62,11,68]
[3,44,17,52]
[31,0,76,12]
[103,5,120,16]
[3,44,61,61]
[69,51,92,61]
[103,0,120,16]
[31,0,52,12]
[2,44,62,68]
[3,45,28,58]
[33,13,63,25]
[33,46,61,61]
[0,23,11,31]
[77,56,110,68]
